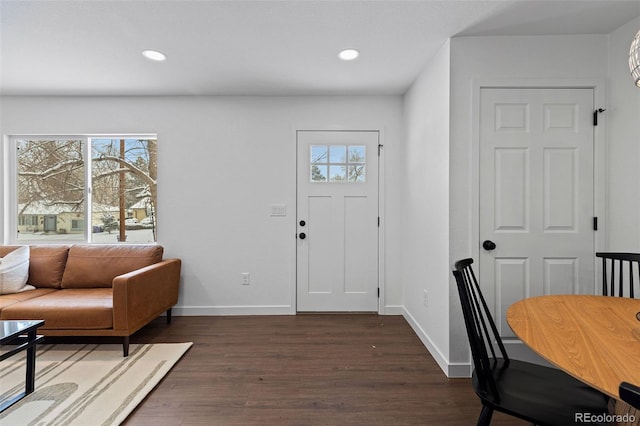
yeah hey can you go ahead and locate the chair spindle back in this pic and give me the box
[453,258,509,401]
[596,252,640,297]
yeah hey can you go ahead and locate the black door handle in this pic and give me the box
[482,240,496,251]
[299,233,306,240]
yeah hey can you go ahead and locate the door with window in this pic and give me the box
[479,88,595,355]
[296,130,379,312]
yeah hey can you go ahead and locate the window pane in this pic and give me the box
[309,143,367,184]
[329,145,346,163]
[348,146,366,163]
[311,165,327,181]
[311,145,327,163]
[91,138,157,243]
[329,165,346,181]
[16,139,85,241]
[348,165,366,182]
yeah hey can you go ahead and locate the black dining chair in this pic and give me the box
[453,258,610,426]
[596,252,640,297]
[620,382,640,410]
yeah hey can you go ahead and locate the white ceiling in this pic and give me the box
[1,0,639,96]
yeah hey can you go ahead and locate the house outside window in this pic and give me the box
[18,215,39,227]
[7,135,157,244]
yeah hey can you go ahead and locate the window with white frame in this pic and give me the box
[310,144,366,182]
[9,136,157,244]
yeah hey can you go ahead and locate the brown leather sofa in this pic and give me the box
[0,244,181,356]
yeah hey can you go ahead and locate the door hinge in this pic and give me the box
[377,288,380,298]
[378,144,383,156]
[593,217,598,231]
[593,108,606,126]
[378,217,380,227]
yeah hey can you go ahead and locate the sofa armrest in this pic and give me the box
[111,258,181,332]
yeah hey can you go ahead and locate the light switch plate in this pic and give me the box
[270,204,287,216]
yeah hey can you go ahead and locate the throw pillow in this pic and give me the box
[0,246,35,294]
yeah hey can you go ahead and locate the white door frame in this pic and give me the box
[292,126,386,315]
[471,78,607,298]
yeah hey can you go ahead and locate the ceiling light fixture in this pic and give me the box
[630,30,640,87]
[142,49,167,62]
[338,48,360,61]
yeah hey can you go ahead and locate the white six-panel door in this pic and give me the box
[296,130,379,312]
[479,88,595,348]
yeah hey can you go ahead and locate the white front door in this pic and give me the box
[479,88,595,349]
[296,130,379,312]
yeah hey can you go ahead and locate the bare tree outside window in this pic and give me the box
[310,144,366,183]
[92,138,157,243]
[15,137,157,243]
[17,139,85,240]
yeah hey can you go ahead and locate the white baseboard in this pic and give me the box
[173,305,294,316]
[447,362,472,378]
[380,304,404,315]
[402,307,471,378]
[173,305,405,316]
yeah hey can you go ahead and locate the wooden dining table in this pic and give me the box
[507,294,640,400]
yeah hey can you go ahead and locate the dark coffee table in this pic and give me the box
[0,319,44,412]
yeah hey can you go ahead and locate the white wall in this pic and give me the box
[607,17,640,250]
[447,34,609,371]
[402,27,640,376]
[401,40,452,374]
[392,32,618,377]
[3,24,638,378]
[0,95,404,314]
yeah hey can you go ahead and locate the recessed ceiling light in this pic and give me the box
[338,49,359,61]
[142,49,167,62]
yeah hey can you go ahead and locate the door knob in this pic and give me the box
[482,240,496,251]
[299,233,306,240]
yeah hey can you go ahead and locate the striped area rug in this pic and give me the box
[0,342,192,426]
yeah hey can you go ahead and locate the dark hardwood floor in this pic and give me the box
[99,314,526,425]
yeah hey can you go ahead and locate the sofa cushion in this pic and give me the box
[0,246,34,294]
[0,288,114,329]
[0,288,56,311]
[0,245,70,289]
[61,244,163,288]
[28,245,70,288]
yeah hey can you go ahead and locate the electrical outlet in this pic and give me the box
[423,290,428,308]
[242,272,250,285]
